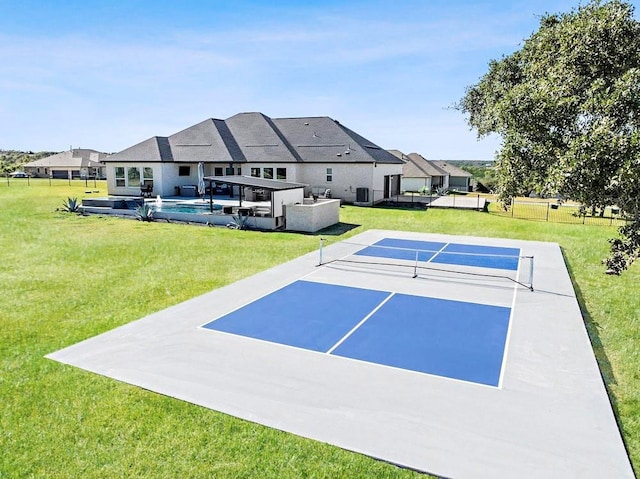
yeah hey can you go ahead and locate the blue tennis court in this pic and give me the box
[203,280,512,387]
[355,238,521,271]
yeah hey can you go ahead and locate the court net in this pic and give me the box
[317,239,534,291]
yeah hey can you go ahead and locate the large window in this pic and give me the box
[179,166,190,176]
[276,168,286,180]
[263,167,273,180]
[214,167,223,176]
[326,167,333,182]
[115,167,125,187]
[127,167,141,187]
[251,167,260,177]
[225,167,234,176]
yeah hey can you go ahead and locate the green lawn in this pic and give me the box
[1,181,638,478]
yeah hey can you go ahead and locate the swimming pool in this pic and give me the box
[151,202,222,214]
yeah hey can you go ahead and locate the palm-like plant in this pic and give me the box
[135,202,154,222]
[61,197,80,213]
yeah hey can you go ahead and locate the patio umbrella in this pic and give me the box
[197,162,205,197]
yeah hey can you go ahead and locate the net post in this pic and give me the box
[528,256,534,291]
[413,250,418,278]
[318,237,324,266]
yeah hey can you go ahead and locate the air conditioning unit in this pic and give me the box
[356,187,369,202]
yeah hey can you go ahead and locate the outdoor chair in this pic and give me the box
[140,184,153,198]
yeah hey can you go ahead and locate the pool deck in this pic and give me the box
[47,230,634,478]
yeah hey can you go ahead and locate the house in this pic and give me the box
[431,161,473,192]
[388,151,449,193]
[23,149,107,179]
[102,112,404,205]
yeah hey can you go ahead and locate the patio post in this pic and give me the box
[209,180,213,213]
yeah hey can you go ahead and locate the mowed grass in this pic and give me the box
[1,180,638,478]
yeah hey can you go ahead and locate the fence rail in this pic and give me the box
[1,176,104,188]
[488,198,629,226]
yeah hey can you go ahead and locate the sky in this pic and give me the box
[1,0,638,161]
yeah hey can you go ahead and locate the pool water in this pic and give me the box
[152,203,222,214]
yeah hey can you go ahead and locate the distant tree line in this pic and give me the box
[0,150,58,175]
[448,160,497,193]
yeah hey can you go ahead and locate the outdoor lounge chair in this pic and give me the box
[140,184,153,198]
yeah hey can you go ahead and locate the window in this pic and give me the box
[236,167,242,175]
[115,167,125,187]
[326,167,333,182]
[142,167,154,188]
[276,168,286,180]
[225,167,234,176]
[179,166,190,176]
[251,168,260,177]
[263,167,273,180]
[127,167,141,187]
[214,167,223,176]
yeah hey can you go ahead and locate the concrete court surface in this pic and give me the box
[47,230,634,478]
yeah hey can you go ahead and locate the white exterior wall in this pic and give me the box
[106,161,402,203]
[372,163,402,203]
[272,189,304,218]
[107,163,207,197]
[298,163,375,203]
[285,199,340,233]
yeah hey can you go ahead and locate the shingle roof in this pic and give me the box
[23,149,106,168]
[103,113,403,165]
[104,137,173,162]
[225,113,300,163]
[431,160,472,178]
[406,153,448,177]
[168,118,230,163]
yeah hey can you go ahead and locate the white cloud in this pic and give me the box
[0,0,592,154]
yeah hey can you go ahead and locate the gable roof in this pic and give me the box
[226,112,300,163]
[272,117,401,164]
[104,137,173,163]
[103,113,403,165]
[23,149,106,168]
[406,153,448,177]
[431,160,473,178]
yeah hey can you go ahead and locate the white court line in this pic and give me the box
[325,292,395,355]
[496,249,522,389]
[426,242,450,263]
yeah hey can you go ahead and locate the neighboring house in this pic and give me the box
[431,161,473,192]
[23,149,107,179]
[388,151,449,193]
[102,112,403,204]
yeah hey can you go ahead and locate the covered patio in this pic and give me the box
[202,176,307,219]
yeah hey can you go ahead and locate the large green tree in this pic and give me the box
[459,0,640,273]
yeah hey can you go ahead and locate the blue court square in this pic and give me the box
[434,243,520,271]
[202,281,389,352]
[355,238,445,262]
[331,293,512,386]
[356,238,520,271]
[203,280,512,387]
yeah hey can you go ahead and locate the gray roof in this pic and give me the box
[431,160,473,178]
[23,149,106,168]
[405,153,448,177]
[104,113,403,166]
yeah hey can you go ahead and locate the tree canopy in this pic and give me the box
[459,0,640,274]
